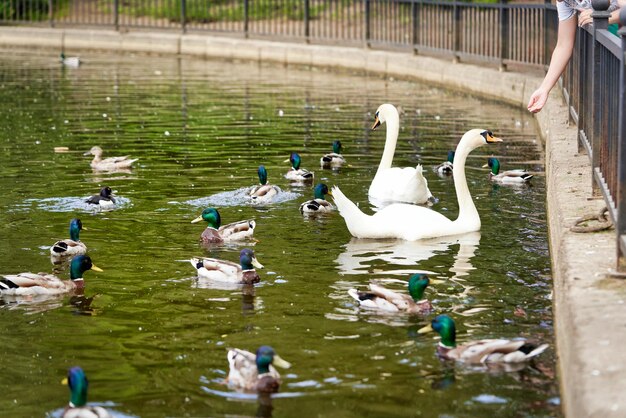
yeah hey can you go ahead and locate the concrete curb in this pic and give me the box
[1,26,625,418]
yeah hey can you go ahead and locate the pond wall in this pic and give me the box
[1,26,624,418]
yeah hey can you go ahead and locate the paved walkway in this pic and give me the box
[1,26,625,417]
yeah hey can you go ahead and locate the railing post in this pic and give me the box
[304,0,310,43]
[499,0,509,71]
[48,0,54,27]
[453,2,461,62]
[411,0,419,54]
[181,0,187,33]
[244,0,249,38]
[544,0,552,69]
[617,8,626,269]
[114,0,119,31]
[591,0,610,196]
[364,0,371,48]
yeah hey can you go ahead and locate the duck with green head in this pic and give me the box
[300,183,333,214]
[250,165,281,204]
[190,248,264,285]
[435,150,455,177]
[418,314,548,365]
[348,273,438,314]
[50,218,87,259]
[191,207,256,244]
[320,140,346,169]
[62,366,111,418]
[226,345,292,393]
[0,255,102,296]
[284,152,314,182]
[483,157,533,184]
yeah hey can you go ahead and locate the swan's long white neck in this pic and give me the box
[451,139,480,228]
[375,110,400,173]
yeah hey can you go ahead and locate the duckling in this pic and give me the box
[50,218,87,259]
[86,186,116,209]
[320,140,346,168]
[84,146,138,171]
[0,255,102,296]
[191,208,256,244]
[284,152,314,182]
[299,183,333,214]
[60,52,81,68]
[61,367,111,418]
[435,151,455,176]
[418,315,548,365]
[348,273,434,314]
[483,157,533,184]
[250,165,281,204]
[190,248,264,285]
[226,345,291,393]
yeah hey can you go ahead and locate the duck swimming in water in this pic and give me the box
[285,152,314,183]
[84,146,138,171]
[190,248,264,285]
[191,208,256,244]
[61,367,112,418]
[226,345,291,393]
[320,140,346,168]
[50,218,87,260]
[299,183,333,214]
[250,165,281,204]
[86,186,116,209]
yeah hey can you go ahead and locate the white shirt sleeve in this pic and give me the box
[557,1,576,21]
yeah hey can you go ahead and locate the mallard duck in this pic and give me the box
[50,218,87,259]
[191,208,256,244]
[348,273,435,314]
[250,165,281,204]
[190,248,263,285]
[435,151,455,176]
[368,104,435,205]
[320,140,346,168]
[300,183,333,214]
[61,367,111,418]
[284,152,314,182]
[418,314,549,364]
[86,186,116,209]
[84,146,138,171]
[483,157,533,184]
[226,346,291,393]
[0,255,102,296]
[60,53,81,68]
[332,129,502,240]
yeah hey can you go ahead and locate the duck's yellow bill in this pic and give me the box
[61,377,68,385]
[91,264,103,272]
[252,257,264,269]
[273,355,291,369]
[481,163,489,168]
[191,215,203,224]
[417,324,434,334]
[429,279,445,285]
[283,158,291,163]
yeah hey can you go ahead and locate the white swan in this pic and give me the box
[368,104,434,205]
[333,129,502,240]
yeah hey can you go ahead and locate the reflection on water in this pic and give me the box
[0,49,558,417]
[335,231,480,277]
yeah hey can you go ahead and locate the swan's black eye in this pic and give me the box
[375,111,379,118]
[480,131,490,140]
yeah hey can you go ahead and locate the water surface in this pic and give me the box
[0,48,557,417]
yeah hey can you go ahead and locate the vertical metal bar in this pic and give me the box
[304,0,310,42]
[453,2,460,61]
[365,0,370,47]
[617,10,626,269]
[48,0,53,27]
[244,0,249,37]
[591,0,610,196]
[113,0,119,31]
[181,0,186,33]
[499,0,508,70]
[411,0,418,52]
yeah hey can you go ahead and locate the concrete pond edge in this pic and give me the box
[2,25,625,418]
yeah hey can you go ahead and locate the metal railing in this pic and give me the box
[1,0,626,269]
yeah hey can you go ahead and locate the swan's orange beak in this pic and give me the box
[371,116,381,130]
[486,132,503,143]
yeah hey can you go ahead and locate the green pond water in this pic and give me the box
[0,48,558,417]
